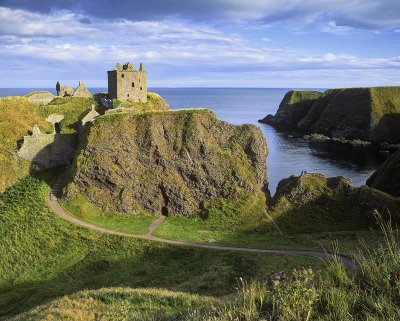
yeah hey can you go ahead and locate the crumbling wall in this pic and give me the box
[17,127,78,169]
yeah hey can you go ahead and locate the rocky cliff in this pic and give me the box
[259,87,400,143]
[65,109,268,216]
[367,150,400,197]
[269,173,400,233]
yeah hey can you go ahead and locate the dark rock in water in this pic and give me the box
[260,87,400,144]
[65,109,268,216]
[367,150,400,197]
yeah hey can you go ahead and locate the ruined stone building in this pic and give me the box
[56,81,93,98]
[78,105,100,140]
[107,62,147,102]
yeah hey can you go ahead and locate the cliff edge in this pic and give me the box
[259,87,400,144]
[367,150,400,197]
[65,109,268,216]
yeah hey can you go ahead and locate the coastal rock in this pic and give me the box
[272,173,353,207]
[259,90,322,128]
[270,173,400,231]
[65,109,268,216]
[367,150,400,197]
[260,87,400,144]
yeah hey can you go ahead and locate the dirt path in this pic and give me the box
[147,215,166,235]
[49,178,357,272]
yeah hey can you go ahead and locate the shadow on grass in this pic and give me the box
[0,234,324,318]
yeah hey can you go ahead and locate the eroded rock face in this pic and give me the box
[260,87,400,144]
[272,173,353,207]
[271,173,400,224]
[367,150,400,197]
[66,109,268,216]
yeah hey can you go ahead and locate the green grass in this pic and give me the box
[0,96,96,191]
[60,191,154,234]
[0,171,323,318]
[10,287,218,321]
[192,218,400,320]
[0,97,49,191]
[38,96,97,133]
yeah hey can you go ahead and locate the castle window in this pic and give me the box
[140,87,143,90]
[132,82,135,87]
[121,74,124,78]
[127,94,129,98]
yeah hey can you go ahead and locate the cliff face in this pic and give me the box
[269,173,400,233]
[259,90,323,129]
[260,87,400,143]
[367,150,400,197]
[66,109,268,216]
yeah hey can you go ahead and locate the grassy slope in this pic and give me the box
[0,96,96,192]
[114,92,170,112]
[11,287,218,321]
[0,97,48,191]
[61,173,386,255]
[60,191,154,234]
[0,173,322,318]
[38,97,97,133]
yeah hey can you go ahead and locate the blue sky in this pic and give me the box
[0,0,399,88]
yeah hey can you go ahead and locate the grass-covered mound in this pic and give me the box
[111,92,170,112]
[269,174,369,233]
[0,172,321,318]
[260,86,400,143]
[10,287,217,321]
[65,109,268,217]
[39,96,97,133]
[0,97,48,191]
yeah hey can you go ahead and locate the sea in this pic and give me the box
[0,87,384,194]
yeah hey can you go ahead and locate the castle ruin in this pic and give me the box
[56,81,93,98]
[107,62,147,102]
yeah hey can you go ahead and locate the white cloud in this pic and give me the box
[0,6,399,87]
[0,7,97,37]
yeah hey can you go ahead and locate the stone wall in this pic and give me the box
[25,91,55,105]
[17,128,78,169]
[107,62,147,102]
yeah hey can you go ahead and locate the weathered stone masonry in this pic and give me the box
[108,62,147,102]
[17,125,78,169]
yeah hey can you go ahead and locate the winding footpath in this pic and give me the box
[49,177,357,272]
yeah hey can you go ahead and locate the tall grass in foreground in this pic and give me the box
[188,216,400,320]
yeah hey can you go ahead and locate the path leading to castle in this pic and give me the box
[49,177,357,272]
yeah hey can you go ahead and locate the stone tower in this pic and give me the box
[107,62,147,102]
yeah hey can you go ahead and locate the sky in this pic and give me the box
[0,0,399,88]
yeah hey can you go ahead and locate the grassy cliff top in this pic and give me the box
[285,90,323,104]
[112,92,170,112]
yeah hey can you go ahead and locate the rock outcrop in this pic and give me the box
[25,91,55,106]
[367,150,400,197]
[269,173,400,232]
[65,109,268,216]
[259,87,400,144]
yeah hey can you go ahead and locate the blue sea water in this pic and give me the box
[0,87,383,194]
